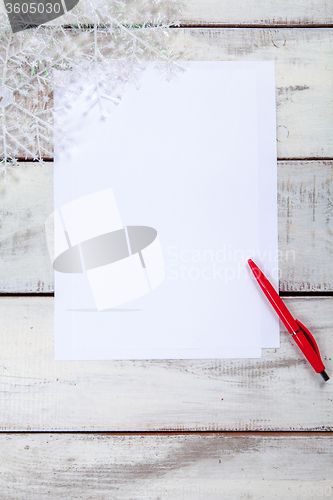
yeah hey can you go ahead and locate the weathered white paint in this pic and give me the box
[0,162,54,293]
[4,29,333,160]
[2,0,332,25]
[0,7,331,494]
[1,161,332,293]
[278,161,333,291]
[171,28,333,159]
[0,433,332,499]
[178,0,333,26]
[0,296,332,431]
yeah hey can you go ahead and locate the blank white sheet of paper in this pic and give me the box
[53,61,279,360]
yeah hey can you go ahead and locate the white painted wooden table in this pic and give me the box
[1,1,333,498]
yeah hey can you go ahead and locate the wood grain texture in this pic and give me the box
[171,28,333,159]
[1,161,332,293]
[0,3,331,492]
[8,0,330,26]
[0,296,332,431]
[0,433,332,499]
[72,0,333,26]
[278,161,333,291]
[2,28,333,160]
[0,162,54,294]
[178,0,333,27]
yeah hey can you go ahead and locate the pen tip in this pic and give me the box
[320,370,330,382]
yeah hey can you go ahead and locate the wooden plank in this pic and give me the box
[3,29,333,160]
[0,162,54,294]
[1,0,332,27]
[1,161,332,293]
[0,296,332,431]
[66,0,333,26]
[278,161,333,291]
[0,433,332,499]
[171,28,333,159]
[178,0,333,26]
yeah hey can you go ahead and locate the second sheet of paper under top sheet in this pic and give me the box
[54,61,279,360]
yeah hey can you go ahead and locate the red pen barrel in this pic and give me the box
[247,259,299,333]
[259,286,299,333]
[293,319,326,374]
[248,259,329,381]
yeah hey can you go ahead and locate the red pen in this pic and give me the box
[248,259,329,381]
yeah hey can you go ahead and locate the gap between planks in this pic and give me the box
[1,160,333,293]
[0,430,332,435]
[5,28,333,160]
[0,296,332,432]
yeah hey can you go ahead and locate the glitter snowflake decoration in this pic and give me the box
[0,0,183,182]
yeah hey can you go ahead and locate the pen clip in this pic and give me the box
[295,319,320,358]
